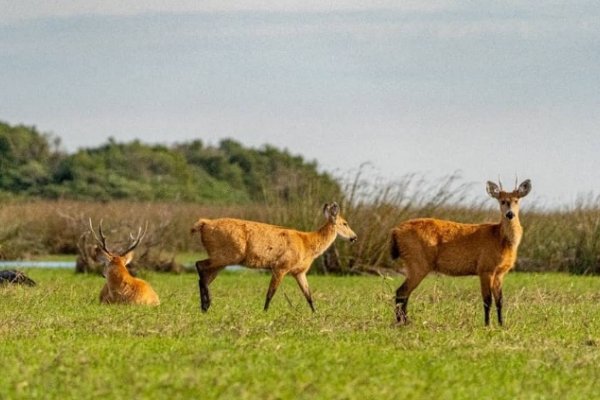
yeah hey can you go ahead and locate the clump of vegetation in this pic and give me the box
[2,175,600,275]
[0,121,340,203]
[522,198,600,274]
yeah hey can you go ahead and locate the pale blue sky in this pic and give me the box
[1,1,599,206]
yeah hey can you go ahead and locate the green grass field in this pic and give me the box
[1,269,599,399]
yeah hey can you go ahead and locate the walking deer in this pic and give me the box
[89,219,160,306]
[191,202,357,312]
[390,179,532,326]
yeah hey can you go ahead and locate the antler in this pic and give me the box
[497,175,503,191]
[89,218,110,253]
[120,222,148,256]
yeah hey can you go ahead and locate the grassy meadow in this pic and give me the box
[1,268,600,399]
[2,176,600,398]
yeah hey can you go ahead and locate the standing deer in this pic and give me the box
[390,179,532,326]
[89,219,160,306]
[191,202,357,312]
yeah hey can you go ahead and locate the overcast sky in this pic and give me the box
[1,1,599,207]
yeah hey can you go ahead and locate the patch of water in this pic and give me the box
[0,261,244,271]
[0,261,75,269]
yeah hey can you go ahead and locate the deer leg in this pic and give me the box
[492,274,505,326]
[480,273,493,326]
[200,266,227,312]
[395,281,410,324]
[264,271,285,311]
[294,272,315,312]
[195,259,213,312]
[204,266,225,286]
[395,270,427,325]
[99,283,109,303]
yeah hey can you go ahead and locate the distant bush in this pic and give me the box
[0,121,341,204]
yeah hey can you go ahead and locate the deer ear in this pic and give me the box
[322,203,330,219]
[93,246,111,265]
[322,202,339,220]
[329,202,340,218]
[122,251,134,266]
[517,179,532,198]
[486,181,501,199]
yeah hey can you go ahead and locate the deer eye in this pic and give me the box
[501,200,508,206]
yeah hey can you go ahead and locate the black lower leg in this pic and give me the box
[395,297,409,324]
[306,296,315,313]
[483,294,492,326]
[264,292,273,311]
[199,275,211,312]
[495,290,503,326]
[264,283,278,311]
[265,274,283,311]
[196,260,212,312]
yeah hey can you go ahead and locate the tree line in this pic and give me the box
[0,121,341,203]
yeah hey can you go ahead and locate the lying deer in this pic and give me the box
[390,179,532,326]
[89,219,160,306]
[191,202,357,312]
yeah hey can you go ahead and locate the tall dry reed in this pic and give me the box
[1,174,599,275]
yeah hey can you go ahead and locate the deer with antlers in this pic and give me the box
[390,179,532,326]
[89,219,160,306]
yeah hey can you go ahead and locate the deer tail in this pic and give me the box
[390,229,402,260]
[190,219,209,235]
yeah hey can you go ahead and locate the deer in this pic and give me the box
[190,202,357,312]
[390,179,532,326]
[89,219,160,306]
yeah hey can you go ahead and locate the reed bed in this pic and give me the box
[1,174,599,274]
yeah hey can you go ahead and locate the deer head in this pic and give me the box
[323,202,357,242]
[486,179,532,221]
[89,219,147,276]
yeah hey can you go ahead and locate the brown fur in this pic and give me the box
[391,179,531,326]
[96,248,160,306]
[191,202,357,312]
[89,220,159,306]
